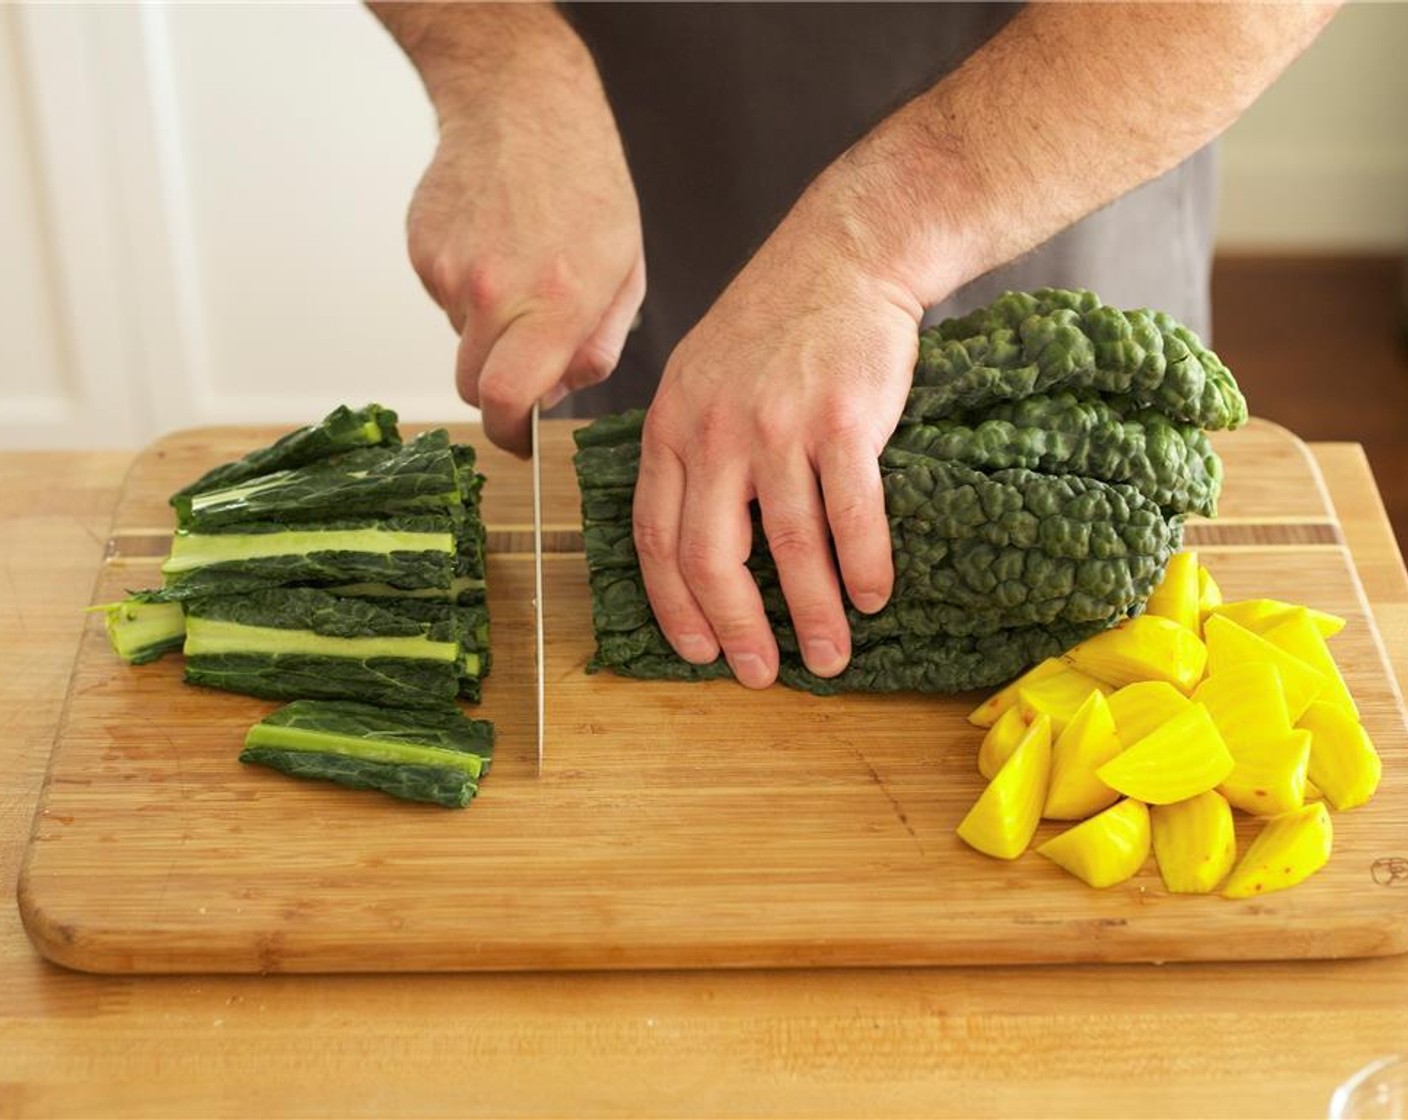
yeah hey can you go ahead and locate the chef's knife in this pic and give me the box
[531,400,545,776]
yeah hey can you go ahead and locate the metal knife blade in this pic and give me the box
[531,400,545,776]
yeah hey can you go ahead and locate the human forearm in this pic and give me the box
[368,2,596,124]
[807,1,1341,306]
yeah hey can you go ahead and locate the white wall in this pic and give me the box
[0,2,461,451]
[1,2,1405,450]
[1216,1,1408,251]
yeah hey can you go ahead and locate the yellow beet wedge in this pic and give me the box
[1145,551,1201,634]
[1222,802,1334,899]
[1263,608,1358,719]
[1063,614,1208,694]
[978,705,1036,781]
[1107,680,1193,749]
[1298,700,1382,811]
[1196,565,1223,627]
[1036,799,1151,888]
[957,714,1052,860]
[1150,790,1237,894]
[1219,728,1311,817]
[1192,661,1292,754]
[967,658,1065,729]
[1202,614,1326,722]
[1208,599,1345,640]
[1017,670,1107,737]
[1095,703,1235,805]
[1045,690,1123,820]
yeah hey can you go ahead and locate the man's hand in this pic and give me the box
[633,174,929,689]
[372,3,644,456]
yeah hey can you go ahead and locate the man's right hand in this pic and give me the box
[372,3,645,456]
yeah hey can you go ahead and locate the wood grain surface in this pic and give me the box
[15,420,1408,974]
[4,435,1408,1119]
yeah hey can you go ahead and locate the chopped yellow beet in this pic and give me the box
[1045,690,1123,820]
[1192,661,1292,754]
[1222,802,1333,899]
[1037,799,1151,888]
[967,658,1065,728]
[1150,790,1237,894]
[1208,599,1345,640]
[1107,680,1193,749]
[1219,728,1310,816]
[1095,703,1235,805]
[1017,669,1107,738]
[1263,608,1358,719]
[957,715,1052,860]
[1298,700,1382,811]
[1063,614,1208,694]
[1203,614,1326,722]
[1145,552,1201,634]
[978,705,1036,781]
[1196,565,1223,628]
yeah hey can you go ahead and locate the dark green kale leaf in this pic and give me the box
[181,588,463,705]
[174,431,462,531]
[184,653,460,707]
[239,748,478,808]
[890,391,1222,517]
[170,403,400,504]
[239,699,495,808]
[911,289,1246,431]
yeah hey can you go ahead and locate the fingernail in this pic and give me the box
[804,638,847,677]
[852,591,888,614]
[675,632,717,663]
[727,651,772,689]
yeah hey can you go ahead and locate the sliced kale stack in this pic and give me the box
[102,403,495,807]
[574,288,1248,696]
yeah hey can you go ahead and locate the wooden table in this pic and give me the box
[3,436,1407,1118]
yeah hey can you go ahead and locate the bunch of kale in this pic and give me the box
[574,289,1248,696]
[104,404,494,807]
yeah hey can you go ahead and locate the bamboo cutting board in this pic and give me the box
[17,419,1408,973]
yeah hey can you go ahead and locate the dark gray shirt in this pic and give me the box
[558,2,1217,416]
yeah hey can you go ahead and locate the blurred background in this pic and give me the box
[1,2,1405,537]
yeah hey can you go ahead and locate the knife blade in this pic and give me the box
[531,400,545,776]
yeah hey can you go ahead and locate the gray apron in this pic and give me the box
[557,2,1217,417]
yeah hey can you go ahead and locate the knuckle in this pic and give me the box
[708,610,764,651]
[826,491,874,536]
[571,341,619,387]
[407,238,436,284]
[677,538,731,593]
[689,407,737,462]
[462,262,502,313]
[815,404,865,448]
[638,411,686,467]
[764,518,818,566]
[414,250,462,310]
[752,407,795,454]
[530,255,586,311]
[476,373,517,414]
[631,518,676,566]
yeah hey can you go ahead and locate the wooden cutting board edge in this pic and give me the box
[15,417,1408,974]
